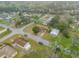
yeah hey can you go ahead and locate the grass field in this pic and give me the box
[0,19,11,25]
[0,29,11,39]
[23,23,35,34]
[2,34,22,45]
[42,32,54,42]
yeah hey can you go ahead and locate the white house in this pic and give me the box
[13,38,31,50]
[24,42,31,50]
[50,29,60,36]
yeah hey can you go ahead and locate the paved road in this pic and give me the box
[27,33,50,46]
[0,23,50,46]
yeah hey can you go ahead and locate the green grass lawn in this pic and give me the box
[0,29,11,39]
[42,33,54,42]
[2,34,22,45]
[23,23,35,34]
[0,19,11,25]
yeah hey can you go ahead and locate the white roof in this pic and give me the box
[50,29,60,36]
[24,42,31,50]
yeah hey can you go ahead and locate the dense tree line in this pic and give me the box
[0,2,79,14]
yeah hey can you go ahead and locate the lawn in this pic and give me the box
[0,19,11,25]
[23,23,35,34]
[42,32,54,42]
[0,29,11,39]
[22,39,54,58]
[2,34,22,45]
[59,38,72,48]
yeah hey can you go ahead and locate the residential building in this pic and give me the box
[50,29,60,36]
[12,38,31,50]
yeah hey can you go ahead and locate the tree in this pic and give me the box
[32,26,40,35]
[62,29,70,38]
[57,22,70,38]
[19,12,31,25]
[12,16,21,28]
[32,15,42,24]
[55,47,61,54]
[48,15,60,28]
[57,22,69,32]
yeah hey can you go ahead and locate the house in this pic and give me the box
[12,38,31,50]
[34,24,49,36]
[43,17,53,25]
[0,44,17,58]
[50,29,60,36]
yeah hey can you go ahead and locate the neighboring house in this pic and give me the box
[35,25,48,36]
[0,44,17,58]
[50,29,60,36]
[12,38,31,50]
[43,17,53,25]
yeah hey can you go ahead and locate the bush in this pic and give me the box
[38,42,43,45]
[32,26,40,35]
[62,30,70,38]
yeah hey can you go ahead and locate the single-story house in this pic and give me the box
[50,29,60,36]
[12,38,31,50]
[43,17,53,25]
[0,44,17,58]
